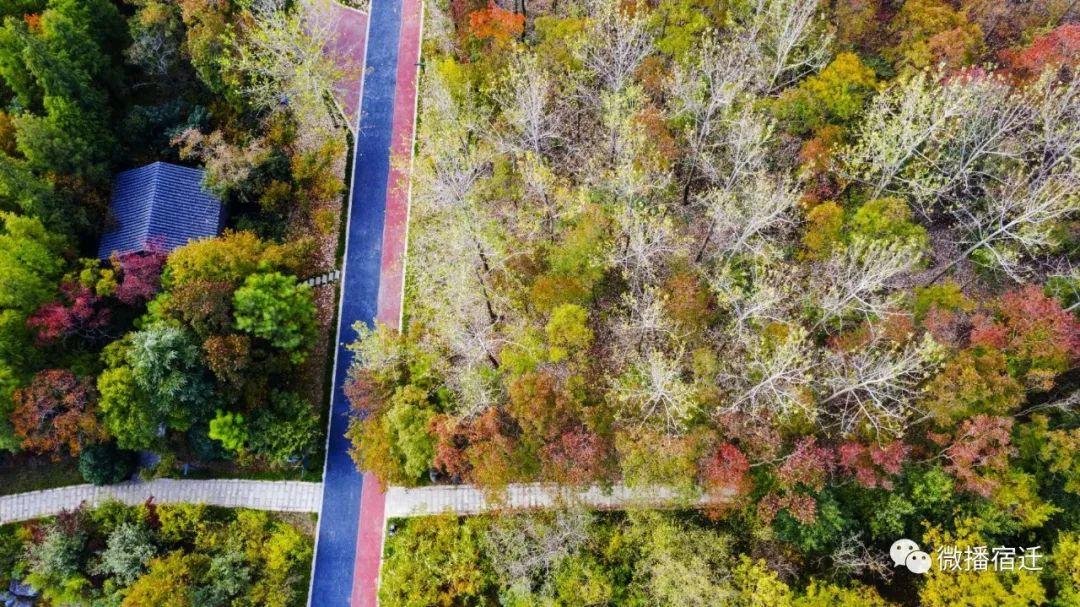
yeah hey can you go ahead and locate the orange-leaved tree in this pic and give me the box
[12,369,106,458]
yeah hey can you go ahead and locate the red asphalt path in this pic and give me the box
[374,0,420,332]
[350,0,422,604]
[309,0,368,126]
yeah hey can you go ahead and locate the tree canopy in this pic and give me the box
[355,0,1080,604]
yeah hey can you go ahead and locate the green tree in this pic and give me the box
[95,522,157,585]
[0,363,21,451]
[0,154,72,231]
[773,52,878,134]
[1015,415,1080,497]
[922,348,1024,423]
[175,0,232,95]
[795,581,895,606]
[97,365,158,451]
[220,0,344,138]
[731,557,794,607]
[157,503,207,544]
[649,0,716,61]
[773,492,851,554]
[232,272,316,361]
[249,391,320,464]
[26,518,89,604]
[911,281,973,323]
[616,430,699,499]
[906,465,956,514]
[383,385,437,481]
[0,16,40,109]
[545,303,593,363]
[113,324,217,434]
[122,550,205,607]
[0,524,22,587]
[626,511,736,605]
[78,441,137,486]
[208,409,248,453]
[192,550,251,606]
[801,201,844,260]
[551,556,614,606]
[379,516,491,607]
[0,212,66,313]
[866,492,916,540]
[921,521,1046,607]
[163,231,310,289]
[0,0,126,182]
[245,516,312,607]
[0,213,65,375]
[849,197,929,250]
[1050,532,1080,607]
[920,565,1045,607]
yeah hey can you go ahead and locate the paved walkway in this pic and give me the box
[352,0,421,605]
[309,0,368,127]
[0,480,321,524]
[384,484,732,519]
[308,0,422,605]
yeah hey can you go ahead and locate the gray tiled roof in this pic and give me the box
[97,162,223,259]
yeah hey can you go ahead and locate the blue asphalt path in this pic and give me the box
[308,1,403,605]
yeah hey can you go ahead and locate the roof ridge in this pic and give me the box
[142,162,162,249]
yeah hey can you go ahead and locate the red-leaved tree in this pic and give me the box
[113,249,167,305]
[540,426,608,485]
[970,285,1080,391]
[758,492,819,525]
[935,415,1013,498]
[999,23,1080,83]
[11,369,106,458]
[699,442,752,501]
[432,408,525,487]
[27,282,110,346]
[778,436,836,491]
[467,2,524,46]
[756,437,838,525]
[837,441,910,489]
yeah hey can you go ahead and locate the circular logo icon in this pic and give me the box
[890,539,920,567]
[905,550,932,574]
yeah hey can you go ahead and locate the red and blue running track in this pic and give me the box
[308,0,421,604]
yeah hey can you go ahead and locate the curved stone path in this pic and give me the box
[0,479,321,525]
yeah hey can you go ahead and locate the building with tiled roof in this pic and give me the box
[97,162,224,260]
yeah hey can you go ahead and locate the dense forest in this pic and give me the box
[380,509,1080,606]
[0,0,348,486]
[0,502,313,606]
[350,0,1080,604]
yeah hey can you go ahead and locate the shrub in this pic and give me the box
[209,409,249,453]
[186,422,229,462]
[79,442,137,486]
